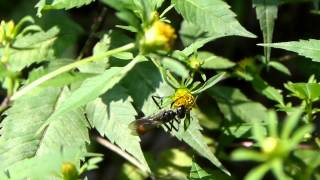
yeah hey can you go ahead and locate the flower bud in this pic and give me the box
[140,19,176,53]
[262,137,279,154]
[61,162,79,180]
[188,56,203,71]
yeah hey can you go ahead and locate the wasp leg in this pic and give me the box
[163,123,172,131]
[169,120,179,131]
[152,95,163,110]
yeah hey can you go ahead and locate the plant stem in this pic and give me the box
[306,100,313,122]
[95,136,149,174]
[11,43,135,100]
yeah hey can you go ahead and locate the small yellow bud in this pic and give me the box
[6,21,15,39]
[61,162,78,180]
[172,88,195,110]
[141,20,177,53]
[262,137,278,154]
[0,20,16,46]
[188,56,203,71]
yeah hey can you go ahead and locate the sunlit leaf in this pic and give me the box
[172,0,256,38]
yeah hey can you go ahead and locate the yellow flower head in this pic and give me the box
[141,19,177,52]
[61,162,78,180]
[262,137,279,154]
[172,88,195,110]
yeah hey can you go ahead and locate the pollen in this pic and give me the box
[172,88,195,110]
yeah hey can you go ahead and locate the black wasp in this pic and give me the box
[129,96,187,135]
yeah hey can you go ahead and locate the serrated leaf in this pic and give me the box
[197,51,235,69]
[121,61,171,115]
[78,34,111,73]
[253,0,278,63]
[0,148,84,179]
[37,11,84,57]
[172,0,256,38]
[36,0,95,17]
[7,27,59,71]
[86,85,150,172]
[45,56,141,125]
[179,21,221,47]
[189,161,212,179]
[0,87,89,170]
[260,39,320,62]
[172,114,230,176]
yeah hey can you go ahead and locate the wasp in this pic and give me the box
[129,96,188,135]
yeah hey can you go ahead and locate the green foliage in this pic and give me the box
[260,39,320,62]
[253,0,278,63]
[0,87,89,170]
[172,0,256,38]
[1,0,320,179]
[36,0,95,17]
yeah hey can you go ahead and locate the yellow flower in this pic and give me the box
[172,88,195,110]
[61,162,78,180]
[141,20,177,52]
[262,137,279,154]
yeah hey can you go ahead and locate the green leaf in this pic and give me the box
[45,56,141,125]
[179,21,221,47]
[245,163,271,180]
[162,57,189,79]
[78,34,111,74]
[182,37,219,57]
[8,27,59,71]
[208,86,268,123]
[281,107,303,139]
[37,11,84,57]
[0,87,89,169]
[191,72,226,95]
[172,114,230,176]
[285,82,320,101]
[172,0,256,38]
[252,76,284,105]
[121,61,170,115]
[232,149,266,162]
[86,85,150,172]
[268,61,291,75]
[197,51,236,69]
[253,0,278,63]
[0,148,84,179]
[36,0,95,17]
[189,161,213,180]
[259,39,320,62]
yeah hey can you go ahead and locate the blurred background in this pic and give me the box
[1,0,320,179]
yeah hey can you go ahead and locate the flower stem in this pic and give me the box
[11,43,135,100]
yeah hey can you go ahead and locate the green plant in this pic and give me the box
[0,0,320,179]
